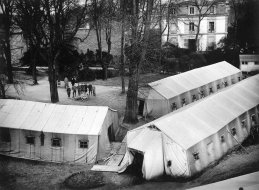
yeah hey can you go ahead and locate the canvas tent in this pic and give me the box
[139,61,242,118]
[123,74,259,180]
[0,100,119,163]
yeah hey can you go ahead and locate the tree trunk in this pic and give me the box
[4,36,13,84]
[0,79,6,99]
[120,3,125,94]
[195,15,201,51]
[124,0,154,123]
[48,61,59,103]
[123,59,139,123]
[32,47,38,85]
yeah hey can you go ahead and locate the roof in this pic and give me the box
[133,74,259,150]
[0,100,110,135]
[148,61,241,99]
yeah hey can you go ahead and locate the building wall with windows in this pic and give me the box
[239,54,259,73]
[162,0,229,51]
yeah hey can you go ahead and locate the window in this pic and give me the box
[209,87,213,94]
[26,136,35,145]
[242,61,248,65]
[192,95,197,102]
[200,90,205,98]
[1,128,11,142]
[217,84,220,90]
[79,140,88,148]
[189,7,194,14]
[171,8,176,15]
[238,77,241,81]
[171,102,177,111]
[241,120,246,128]
[189,22,195,31]
[40,131,45,146]
[209,6,215,14]
[193,152,199,160]
[182,98,186,106]
[220,135,225,143]
[231,128,237,136]
[51,138,61,147]
[224,81,228,87]
[167,160,172,167]
[209,22,215,32]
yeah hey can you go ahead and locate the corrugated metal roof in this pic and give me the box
[0,100,109,135]
[133,74,259,150]
[149,61,241,99]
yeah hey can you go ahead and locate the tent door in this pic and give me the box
[108,124,115,142]
[138,100,145,116]
[129,150,144,177]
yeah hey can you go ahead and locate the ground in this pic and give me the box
[1,70,259,189]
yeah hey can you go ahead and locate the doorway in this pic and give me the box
[108,124,115,142]
[138,100,145,116]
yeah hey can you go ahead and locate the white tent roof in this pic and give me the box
[134,74,259,150]
[149,61,241,99]
[0,100,110,135]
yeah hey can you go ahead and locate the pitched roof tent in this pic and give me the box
[135,74,259,149]
[148,61,241,99]
[0,100,109,135]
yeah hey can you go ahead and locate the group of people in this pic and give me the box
[64,76,96,99]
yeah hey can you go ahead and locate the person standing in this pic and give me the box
[72,85,77,98]
[93,86,96,96]
[71,77,75,86]
[88,84,93,96]
[67,87,71,98]
[64,77,69,89]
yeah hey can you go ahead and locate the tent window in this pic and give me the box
[231,78,235,84]
[51,138,61,147]
[200,90,205,98]
[167,160,172,167]
[1,128,11,142]
[217,84,220,90]
[40,132,45,146]
[220,135,225,143]
[238,77,241,81]
[79,140,88,149]
[192,95,196,102]
[26,136,35,145]
[231,128,237,136]
[193,152,199,160]
[171,102,177,110]
[209,87,213,94]
[224,81,228,87]
[182,98,186,106]
[241,120,246,128]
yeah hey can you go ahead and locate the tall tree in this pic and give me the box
[123,0,154,123]
[41,0,89,103]
[16,0,44,85]
[120,0,126,94]
[0,0,15,84]
[185,0,217,51]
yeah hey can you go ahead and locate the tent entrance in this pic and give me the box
[138,99,145,116]
[108,124,115,142]
[128,150,144,177]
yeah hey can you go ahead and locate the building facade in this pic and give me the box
[162,0,229,51]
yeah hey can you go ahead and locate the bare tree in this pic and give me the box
[123,0,154,123]
[0,0,15,84]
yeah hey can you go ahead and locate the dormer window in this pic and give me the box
[192,95,197,102]
[193,152,199,160]
[182,98,186,106]
[189,7,194,15]
[171,102,177,111]
[209,87,213,94]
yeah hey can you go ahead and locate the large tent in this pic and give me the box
[0,100,119,163]
[123,74,259,180]
[139,61,242,118]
